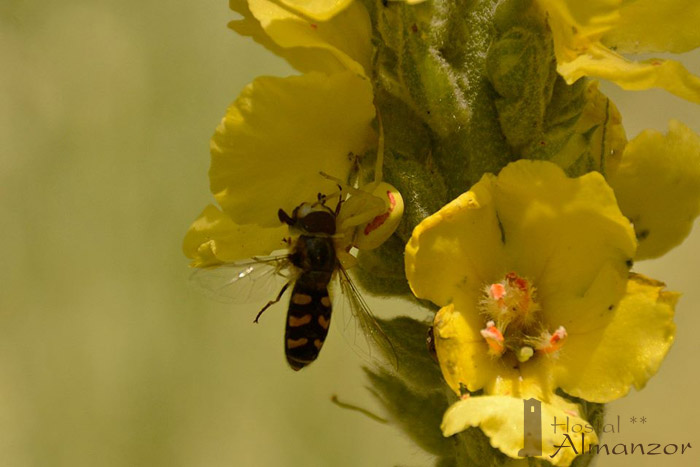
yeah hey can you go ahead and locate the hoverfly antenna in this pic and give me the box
[278,208,295,226]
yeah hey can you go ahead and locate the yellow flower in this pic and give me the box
[183,0,398,266]
[536,0,700,103]
[405,160,678,465]
[184,71,377,265]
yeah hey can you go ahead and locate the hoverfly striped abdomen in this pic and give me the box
[284,226,337,370]
[285,274,333,371]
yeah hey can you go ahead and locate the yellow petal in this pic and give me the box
[608,120,700,260]
[493,161,636,334]
[229,2,340,74]
[559,45,700,104]
[602,0,700,54]
[210,71,375,227]
[276,0,352,21]
[535,0,620,63]
[537,0,700,102]
[405,174,508,307]
[442,395,598,466]
[183,205,287,267]
[555,273,678,403]
[231,0,371,76]
[432,304,514,394]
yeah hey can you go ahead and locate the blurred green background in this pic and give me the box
[0,1,698,466]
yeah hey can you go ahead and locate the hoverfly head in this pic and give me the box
[279,202,336,236]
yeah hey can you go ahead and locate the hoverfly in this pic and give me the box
[267,193,360,370]
[192,174,403,371]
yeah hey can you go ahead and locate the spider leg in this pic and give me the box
[334,184,343,216]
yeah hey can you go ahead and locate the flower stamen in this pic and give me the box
[537,326,568,354]
[480,320,506,356]
[478,272,568,361]
[481,272,540,329]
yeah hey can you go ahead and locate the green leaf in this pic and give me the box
[377,316,444,391]
[364,368,455,462]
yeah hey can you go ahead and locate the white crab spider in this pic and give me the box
[320,116,404,268]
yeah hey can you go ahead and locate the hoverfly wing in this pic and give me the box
[189,255,293,304]
[335,266,398,370]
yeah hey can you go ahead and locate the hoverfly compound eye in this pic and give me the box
[301,211,336,235]
[354,182,404,250]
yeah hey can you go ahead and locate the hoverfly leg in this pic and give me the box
[254,281,291,323]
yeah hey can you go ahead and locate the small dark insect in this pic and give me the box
[426,325,438,363]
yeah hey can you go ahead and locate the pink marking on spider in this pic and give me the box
[363,191,397,235]
[386,191,396,211]
[364,212,389,235]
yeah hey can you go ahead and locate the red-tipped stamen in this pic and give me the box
[538,326,568,354]
[490,283,506,302]
[480,320,505,356]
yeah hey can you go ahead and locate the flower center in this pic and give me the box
[479,272,567,362]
